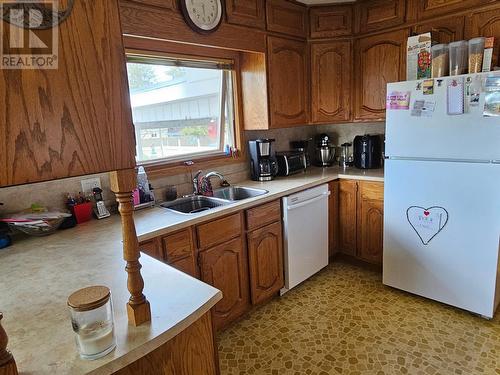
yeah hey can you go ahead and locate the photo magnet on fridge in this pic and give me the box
[423,79,434,95]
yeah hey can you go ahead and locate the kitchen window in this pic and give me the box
[126,54,236,164]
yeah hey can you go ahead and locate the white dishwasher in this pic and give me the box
[281,183,330,295]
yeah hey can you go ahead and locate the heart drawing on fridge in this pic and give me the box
[406,206,449,245]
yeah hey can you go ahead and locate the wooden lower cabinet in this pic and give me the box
[198,236,251,331]
[328,180,339,256]
[338,180,358,256]
[114,312,218,375]
[247,221,284,304]
[337,179,384,265]
[357,182,384,264]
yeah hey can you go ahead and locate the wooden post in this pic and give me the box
[0,313,18,375]
[110,169,151,326]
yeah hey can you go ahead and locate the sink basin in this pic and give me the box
[212,186,268,201]
[160,196,230,215]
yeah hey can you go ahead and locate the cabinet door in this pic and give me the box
[466,7,500,70]
[266,0,308,38]
[226,0,265,29]
[338,180,357,256]
[310,5,353,38]
[416,0,489,20]
[356,0,406,33]
[267,36,309,127]
[328,180,339,257]
[199,237,250,330]
[0,0,136,187]
[311,41,351,124]
[354,28,408,121]
[247,221,284,305]
[414,16,465,44]
[170,256,198,278]
[357,182,384,265]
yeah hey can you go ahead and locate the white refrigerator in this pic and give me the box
[383,72,500,318]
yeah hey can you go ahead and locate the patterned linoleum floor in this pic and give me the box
[217,262,500,375]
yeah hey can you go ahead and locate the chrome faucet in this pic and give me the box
[192,171,230,196]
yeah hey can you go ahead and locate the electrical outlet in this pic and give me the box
[81,177,101,194]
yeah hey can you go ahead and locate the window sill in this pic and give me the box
[140,153,245,179]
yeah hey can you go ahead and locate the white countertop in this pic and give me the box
[0,216,222,375]
[135,166,384,242]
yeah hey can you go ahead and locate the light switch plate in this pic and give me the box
[81,177,101,194]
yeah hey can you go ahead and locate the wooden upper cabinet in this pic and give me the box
[266,0,308,38]
[416,0,490,20]
[309,5,353,38]
[338,180,357,256]
[267,36,309,127]
[354,28,408,121]
[357,182,384,265]
[311,41,351,124]
[356,0,406,33]
[0,0,135,187]
[466,7,500,69]
[247,221,284,305]
[199,236,250,331]
[226,0,266,29]
[414,16,465,44]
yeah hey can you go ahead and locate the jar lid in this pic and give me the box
[67,286,111,312]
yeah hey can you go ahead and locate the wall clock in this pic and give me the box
[179,0,223,34]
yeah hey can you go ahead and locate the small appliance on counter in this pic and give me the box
[290,138,312,168]
[248,139,278,181]
[339,142,353,168]
[353,134,382,169]
[314,134,336,167]
[276,151,307,176]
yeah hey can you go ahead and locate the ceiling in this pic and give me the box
[296,0,356,4]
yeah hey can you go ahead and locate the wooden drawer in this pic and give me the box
[246,200,282,231]
[162,228,194,263]
[358,181,384,201]
[197,213,242,250]
[139,238,163,262]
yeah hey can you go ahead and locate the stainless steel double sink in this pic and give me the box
[160,186,268,215]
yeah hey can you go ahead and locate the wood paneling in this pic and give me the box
[114,312,218,375]
[310,5,353,38]
[267,36,309,127]
[328,180,339,257]
[170,256,198,278]
[199,237,250,331]
[466,7,500,69]
[311,41,351,123]
[226,0,266,29]
[357,0,406,33]
[0,0,136,187]
[119,0,266,53]
[414,16,465,44]
[416,0,489,20]
[354,28,408,121]
[246,200,282,231]
[357,182,384,265]
[197,213,243,250]
[126,0,177,10]
[240,52,270,130]
[338,180,357,256]
[266,0,308,38]
[247,221,284,305]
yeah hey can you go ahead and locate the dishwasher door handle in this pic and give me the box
[286,191,330,210]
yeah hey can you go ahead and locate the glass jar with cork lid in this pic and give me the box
[67,286,116,360]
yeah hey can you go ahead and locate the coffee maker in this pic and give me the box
[248,139,278,181]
